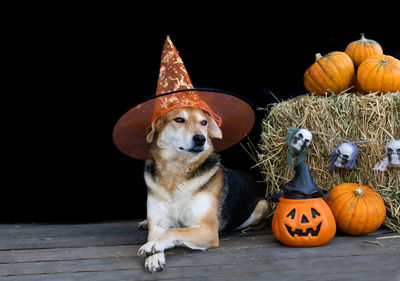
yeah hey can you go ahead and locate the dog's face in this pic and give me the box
[146,107,222,161]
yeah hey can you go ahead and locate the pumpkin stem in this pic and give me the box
[360,33,365,41]
[354,187,364,198]
[380,58,388,65]
[315,53,323,61]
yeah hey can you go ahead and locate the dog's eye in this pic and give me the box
[200,120,207,126]
[174,117,185,123]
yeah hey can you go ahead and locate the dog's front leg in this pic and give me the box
[138,220,219,256]
[143,252,166,273]
[159,223,220,251]
[139,218,168,273]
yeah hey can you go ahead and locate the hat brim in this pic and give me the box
[113,88,255,160]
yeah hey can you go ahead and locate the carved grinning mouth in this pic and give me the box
[285,222,322,237]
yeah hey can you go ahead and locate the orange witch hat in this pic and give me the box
[113,36,255,160]
[150,36,222,127]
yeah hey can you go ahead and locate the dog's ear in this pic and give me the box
[146,118,160,144]
[207,114,222,139]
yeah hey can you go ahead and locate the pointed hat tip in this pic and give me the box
[162,35,178,54]
[280,162,324,198]
[165,35,173,45]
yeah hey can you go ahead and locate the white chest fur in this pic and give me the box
[147,190,211,229]
[144,166,218,229]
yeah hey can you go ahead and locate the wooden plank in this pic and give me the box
[4,269,397,281]
[1,253,399,281]
[0,220,271,251]
[132,253,400,281]
[0,245,137,264]
[4,250,397,277]
[0,221,148,250]
[0,232,270,264]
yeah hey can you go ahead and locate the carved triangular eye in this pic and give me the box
[311,208,320,218]
[286,209,296,219]
[301,215,309,223]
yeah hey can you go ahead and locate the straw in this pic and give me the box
[251,92,400,233]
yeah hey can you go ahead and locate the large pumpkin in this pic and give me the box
[303,51,355,96]
[326,183,386,235]
[272,197,336,247]
[344,33,383,68]
[357,54,400,94]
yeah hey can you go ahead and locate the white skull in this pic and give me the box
[386,140,400,167]
[291,129,312,152]
[334,142,356,168]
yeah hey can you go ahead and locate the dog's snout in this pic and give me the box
[193,134,206,146]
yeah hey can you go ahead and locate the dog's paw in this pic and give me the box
[138,241,163,256]
[138,220,148,230]
[144,252,166,273]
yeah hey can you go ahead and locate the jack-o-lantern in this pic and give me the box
[272,197,336,247]
[272,163,336,247]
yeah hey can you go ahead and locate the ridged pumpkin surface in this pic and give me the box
[357,54,400,94]
[326,183,385,235]
[272,198,336,247]
[304,51,355,96]
[345,33,383,68]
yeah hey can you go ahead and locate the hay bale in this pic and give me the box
[255,92,400,233]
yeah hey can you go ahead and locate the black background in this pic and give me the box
[3,5,398,222]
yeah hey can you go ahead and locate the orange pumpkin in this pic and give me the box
[303,51,355,96]
[326,183,386,235]
[357,54,400,94]
[272,197,336,247]
[345,33,383,68]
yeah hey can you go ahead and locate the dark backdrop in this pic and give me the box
[3,7,398,222]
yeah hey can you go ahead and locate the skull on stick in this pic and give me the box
[386,140,400,167]
[291,129,313,152]
[286,127,313,168]
[329,142,358,170]
[373,139,400,171]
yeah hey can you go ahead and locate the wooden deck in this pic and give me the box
[0,220,399,281]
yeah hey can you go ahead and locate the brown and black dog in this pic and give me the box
[137,107,270,273]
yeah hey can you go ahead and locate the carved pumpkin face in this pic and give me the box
[272,198,336,247]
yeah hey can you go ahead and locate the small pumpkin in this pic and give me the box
[345,33,383,68]
[357,54,400,94]
[326,183,386,236]
[303,51,355,96]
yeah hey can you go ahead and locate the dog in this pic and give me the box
[137,107,270,273]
